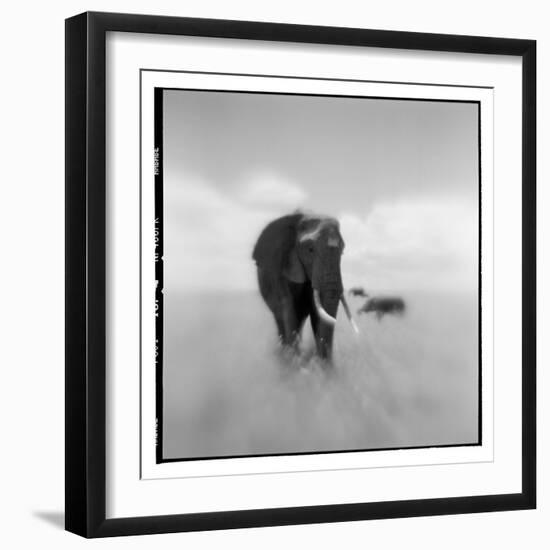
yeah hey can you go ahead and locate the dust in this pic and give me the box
[163,291,479,459]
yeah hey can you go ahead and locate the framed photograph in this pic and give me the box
[65,11,536,537]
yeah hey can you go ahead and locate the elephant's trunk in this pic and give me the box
[311,245,344,360]
[312,245,344,322]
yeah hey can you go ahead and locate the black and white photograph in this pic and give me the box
[58,8,536,541]
[154,87,481,462]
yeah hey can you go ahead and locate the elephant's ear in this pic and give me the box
[283,247,306,283]
[252,214,305,283]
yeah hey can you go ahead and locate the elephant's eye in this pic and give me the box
[300,239,315,256]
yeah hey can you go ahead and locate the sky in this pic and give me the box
[162,89,479,294]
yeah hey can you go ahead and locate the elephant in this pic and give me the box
[348,286,369,298]
[358,296,405,320]
[252,212,358,361]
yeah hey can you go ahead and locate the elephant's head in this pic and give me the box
[288,214,345,323]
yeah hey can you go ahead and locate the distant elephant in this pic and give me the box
[252,212,357,361]
[358,296,405,320]
[349,286,369,298]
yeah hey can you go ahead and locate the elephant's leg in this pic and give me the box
[273,315,286,343]
[280,296,302,348]
[283,282,311,349]
[310,307,320,341]
[316,321,335,359]
[277,285,310,355]
[257,268,288,343]
[257,268,309,355]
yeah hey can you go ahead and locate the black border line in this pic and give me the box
[477,101,483,445]
[159,442,482,464]
[153,85,483,464]
[141,67,494,90]
[158,87,482,104]
[154,89,164,464]
[65,11,536,538]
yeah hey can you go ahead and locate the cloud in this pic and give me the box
[163,173,308,292]
[237,172,308,210]
[163,168,478,295]
[339,197,478,292]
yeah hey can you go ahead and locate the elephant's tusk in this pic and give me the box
[313,289,337,326]
[340,294,360,335]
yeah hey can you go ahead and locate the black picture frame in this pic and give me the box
[65,11,536,538]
